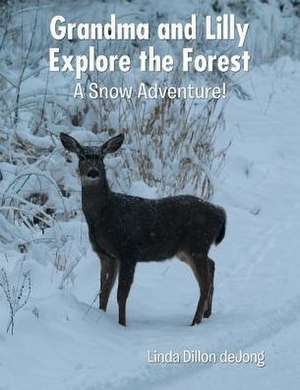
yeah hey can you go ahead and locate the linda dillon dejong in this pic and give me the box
[74,82,226,100]
[147,349,265,367]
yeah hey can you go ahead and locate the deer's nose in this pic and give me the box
[87,168,100,178]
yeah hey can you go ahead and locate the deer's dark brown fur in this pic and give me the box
[60,133,226,326]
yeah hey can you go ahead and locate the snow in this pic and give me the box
[1,57,300,389]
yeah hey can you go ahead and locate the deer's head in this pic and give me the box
[60,133,124,186]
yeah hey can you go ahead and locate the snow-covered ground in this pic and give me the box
[1,58,300,389]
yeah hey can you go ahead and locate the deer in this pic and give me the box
[60,132,226,327]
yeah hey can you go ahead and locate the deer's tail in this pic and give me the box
[215,209,226,245]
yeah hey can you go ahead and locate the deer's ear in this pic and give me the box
[101,134,124,156]
[60,133,83,155]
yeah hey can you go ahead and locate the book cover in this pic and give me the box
[0,1,299,389]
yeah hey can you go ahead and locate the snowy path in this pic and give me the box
[1,59,300,390]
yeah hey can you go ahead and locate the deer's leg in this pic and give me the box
[117,261,136,326]
[204,257,215,318]
[189,254,211,326]
[177,251,211,326]
[99,256,118,311]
